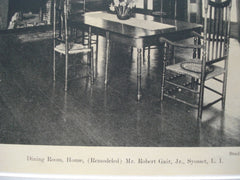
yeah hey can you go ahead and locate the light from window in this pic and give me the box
[135,0,144,8]
[135,0,153,10]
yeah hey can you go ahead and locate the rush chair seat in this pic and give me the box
[160,0,232,122]
[53,0,94,91]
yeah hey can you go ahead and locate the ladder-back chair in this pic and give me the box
[53,0,94,91]
[160,0,232,121]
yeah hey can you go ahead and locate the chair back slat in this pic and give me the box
[54,0,65,40]
[219,7,224,57]
[204,0,232,65]
[64,0,69,55]
[215,7,221,58]
[211,5,217,61]
[207,6,212,61]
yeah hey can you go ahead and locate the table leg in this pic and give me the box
[88,27,92,48]
[137,48,142,101]
[88,27,93,82]
[95,34,99,78]
[147,46,151,64]
[88,27,92,65]
[147,46,151,75]
[105,31,110,86]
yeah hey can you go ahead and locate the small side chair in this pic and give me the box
[53,0,94,91]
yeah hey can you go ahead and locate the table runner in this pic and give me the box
[84,12,175,31]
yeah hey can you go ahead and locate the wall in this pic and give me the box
[0,0,9,30]
[86,0,107,11]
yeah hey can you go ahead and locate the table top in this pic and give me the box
[70,11,202,39]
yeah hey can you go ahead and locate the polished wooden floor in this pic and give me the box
[0,31,240,147]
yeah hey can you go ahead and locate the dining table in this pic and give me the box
[69,11,202,101]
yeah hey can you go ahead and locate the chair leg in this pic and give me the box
[160,64,166,101]
[137,48,142,101]
[197,80,205,121]
[53,50,56,82]
[105,31,110,86]
[82,30,85,45]
[96,34,99,57]
[193,37,198,59]
[160,43,168,101]
[91,47,94,84]
[222,72,228,110]
[171,46,175,64]
[147,46,150,64]
[64,54,68,91]
[130,46,133,60]
[143,47,145,63]
[95,34,99,78]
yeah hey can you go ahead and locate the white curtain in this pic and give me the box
[135,0,153,10]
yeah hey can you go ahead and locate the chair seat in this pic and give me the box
[166,60,226,80]
[54,43,91,54]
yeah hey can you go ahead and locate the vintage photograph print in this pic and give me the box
[0,0,240,179]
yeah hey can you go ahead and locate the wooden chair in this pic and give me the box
[160,0,232,121]
[53,0,94,91]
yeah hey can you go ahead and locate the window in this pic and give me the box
[135,0,144,8]
[135,0,153,10]
[231,0,237,22]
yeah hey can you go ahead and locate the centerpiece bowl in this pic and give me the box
[109,0,136,20]
[115,6,132,20]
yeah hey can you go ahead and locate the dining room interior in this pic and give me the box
[0,0,240,147]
